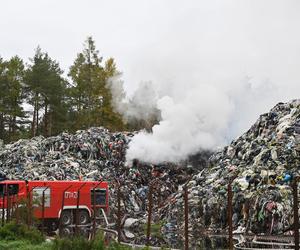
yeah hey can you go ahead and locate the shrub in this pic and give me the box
[0,221,44,244]
[51,232,132,250]
[0,240,52,250]
[52,236,95,250]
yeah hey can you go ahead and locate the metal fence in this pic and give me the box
[1,178,300,249]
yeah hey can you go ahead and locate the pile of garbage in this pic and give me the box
[3,99,299,244]
[159,99,300,238]
[0,126,212,245]
[0,127,131,181]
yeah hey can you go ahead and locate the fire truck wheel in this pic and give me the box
[79,227,90,238]
[79,210,90,225]
[47,221,58,232]
[60,226,73,237]
[60,210,73,226]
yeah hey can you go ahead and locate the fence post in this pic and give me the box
[228,179,233,250]
[92,181,102,239]
[41,186,49,236]
[146,182,154,246]
[15,185,25,225]
[59,185,72,236]
[2,185,6,226]
[183,185,189,250]
[117,183,121,243]
[27,189,33,228]
[6,191,10,223]
[157,184,161,208]
[92,186,96,240]
[27,188,30,228]
[75,183,86,236]
[293,178,299,250]
[16,196,19,225]
[27,187,37,229]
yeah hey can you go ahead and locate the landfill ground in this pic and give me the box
[0,99,300,249]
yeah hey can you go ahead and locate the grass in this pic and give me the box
[0,237,132,250]
[0,240,52,250]
[0,221,133,250]
[0,238,134,250]
[143,220,166,237]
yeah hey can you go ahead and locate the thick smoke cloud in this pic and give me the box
[107,76,159,123]
[125,84,233,163]
[1,1,300,164]
[109,76,286,164]
[104,1,300,164]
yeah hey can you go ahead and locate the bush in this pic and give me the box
[52,237,93,250]
[51,232,131,250]
[0,221,44,244]
[0,240,52,250]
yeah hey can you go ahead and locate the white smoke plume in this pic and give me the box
[107,76,159,123]
[125,84,233,163]
[2,0,300,164]
[104,1,300,164]
[108,75,290,164]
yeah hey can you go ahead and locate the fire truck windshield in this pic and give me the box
[0,184,3,197]
[0,184,19,196]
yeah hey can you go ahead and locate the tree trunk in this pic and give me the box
[12,116,16,137]
[48,110,52,136]
[36,102,39,136]
[32,102,36,137]
[12,97,18,139]
[8,116,12,142]
[32,93,38,137]
[44,100,48,136]
[0,113,4,140]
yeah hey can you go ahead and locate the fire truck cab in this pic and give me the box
[0,180,108,231]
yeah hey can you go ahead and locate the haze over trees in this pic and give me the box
[0,37,141,143]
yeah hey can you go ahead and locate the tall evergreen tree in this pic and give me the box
[0,56,27,142]
[5,56,27,141]
[68,36,125,131]
[24,47,67,137]
[0,57,7,141]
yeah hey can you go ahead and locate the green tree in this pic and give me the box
[0,57,7,140]
[68,36,125,131]
[24,47,68,137]
[0,56,28,142]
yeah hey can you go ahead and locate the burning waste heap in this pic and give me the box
[0,126,210,245]
[0,99,299,246]
[159,99,300,238]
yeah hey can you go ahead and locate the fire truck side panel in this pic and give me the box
[27,181,108,220]
[0,180,108,221]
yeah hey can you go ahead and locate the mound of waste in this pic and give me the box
[0,127,132,181]
[159,99,300,238]
[0,126,212,246]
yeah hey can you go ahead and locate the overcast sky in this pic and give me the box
[1,0,300,96]
[2,0,300,160]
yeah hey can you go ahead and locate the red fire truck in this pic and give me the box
[0,180,109,231]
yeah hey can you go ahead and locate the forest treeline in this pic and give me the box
[0,37,143,143]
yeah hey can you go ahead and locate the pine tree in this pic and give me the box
[0,56,28,142]
[0,57,7,141]
[68,36,125,131]
[24,47,67,137]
